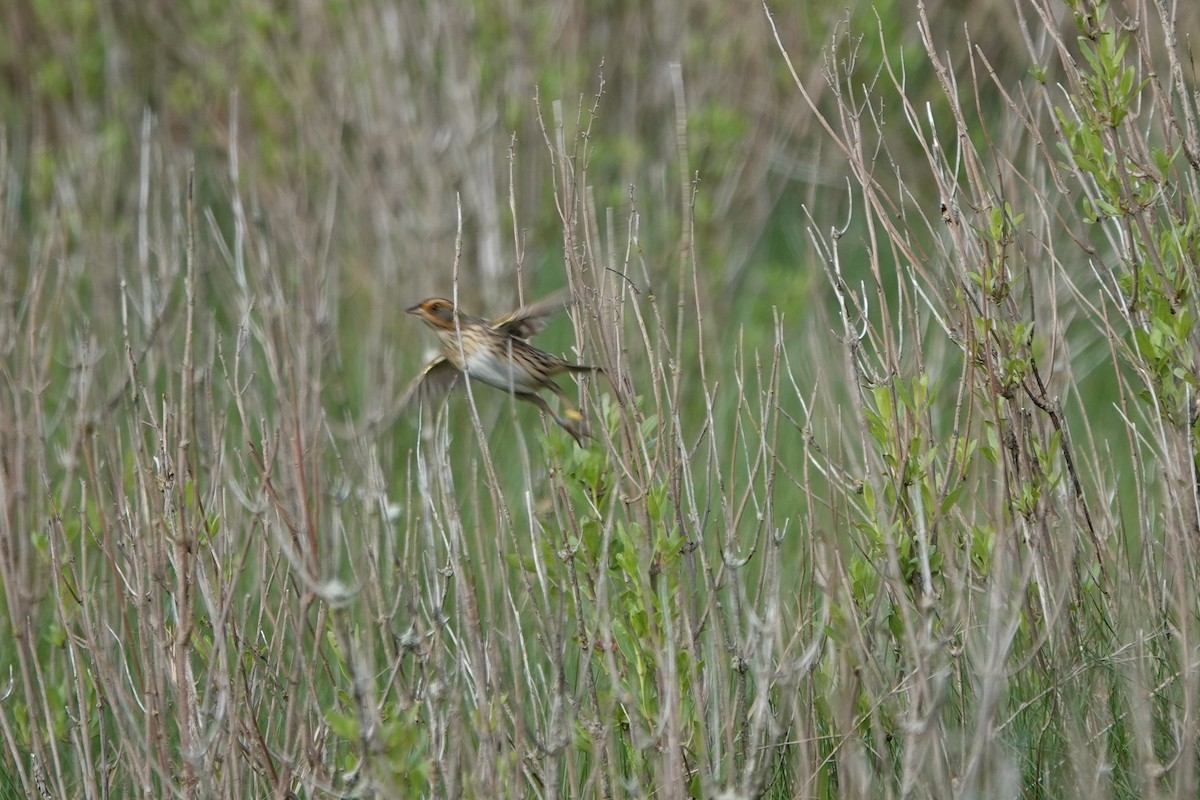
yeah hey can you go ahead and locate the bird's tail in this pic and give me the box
[564,363,603,375]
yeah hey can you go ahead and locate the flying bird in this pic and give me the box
[399,294,602,445]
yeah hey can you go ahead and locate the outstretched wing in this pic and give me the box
[397,356,462,412]
[331,357,460,438]
[489,291,572,340]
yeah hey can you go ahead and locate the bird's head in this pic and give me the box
[406,297,458,330]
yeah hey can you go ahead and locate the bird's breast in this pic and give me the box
[464,346,543,393]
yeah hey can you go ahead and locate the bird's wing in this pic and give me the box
[397,356,462,411]
[490,291,572,340]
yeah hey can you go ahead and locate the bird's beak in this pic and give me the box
[406,304,422,315]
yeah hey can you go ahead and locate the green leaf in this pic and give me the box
[326,710,359,740]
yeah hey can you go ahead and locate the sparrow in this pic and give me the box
[399,294,602,445]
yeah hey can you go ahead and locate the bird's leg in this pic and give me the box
[516,390,587,447]
[544,380,592,441]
